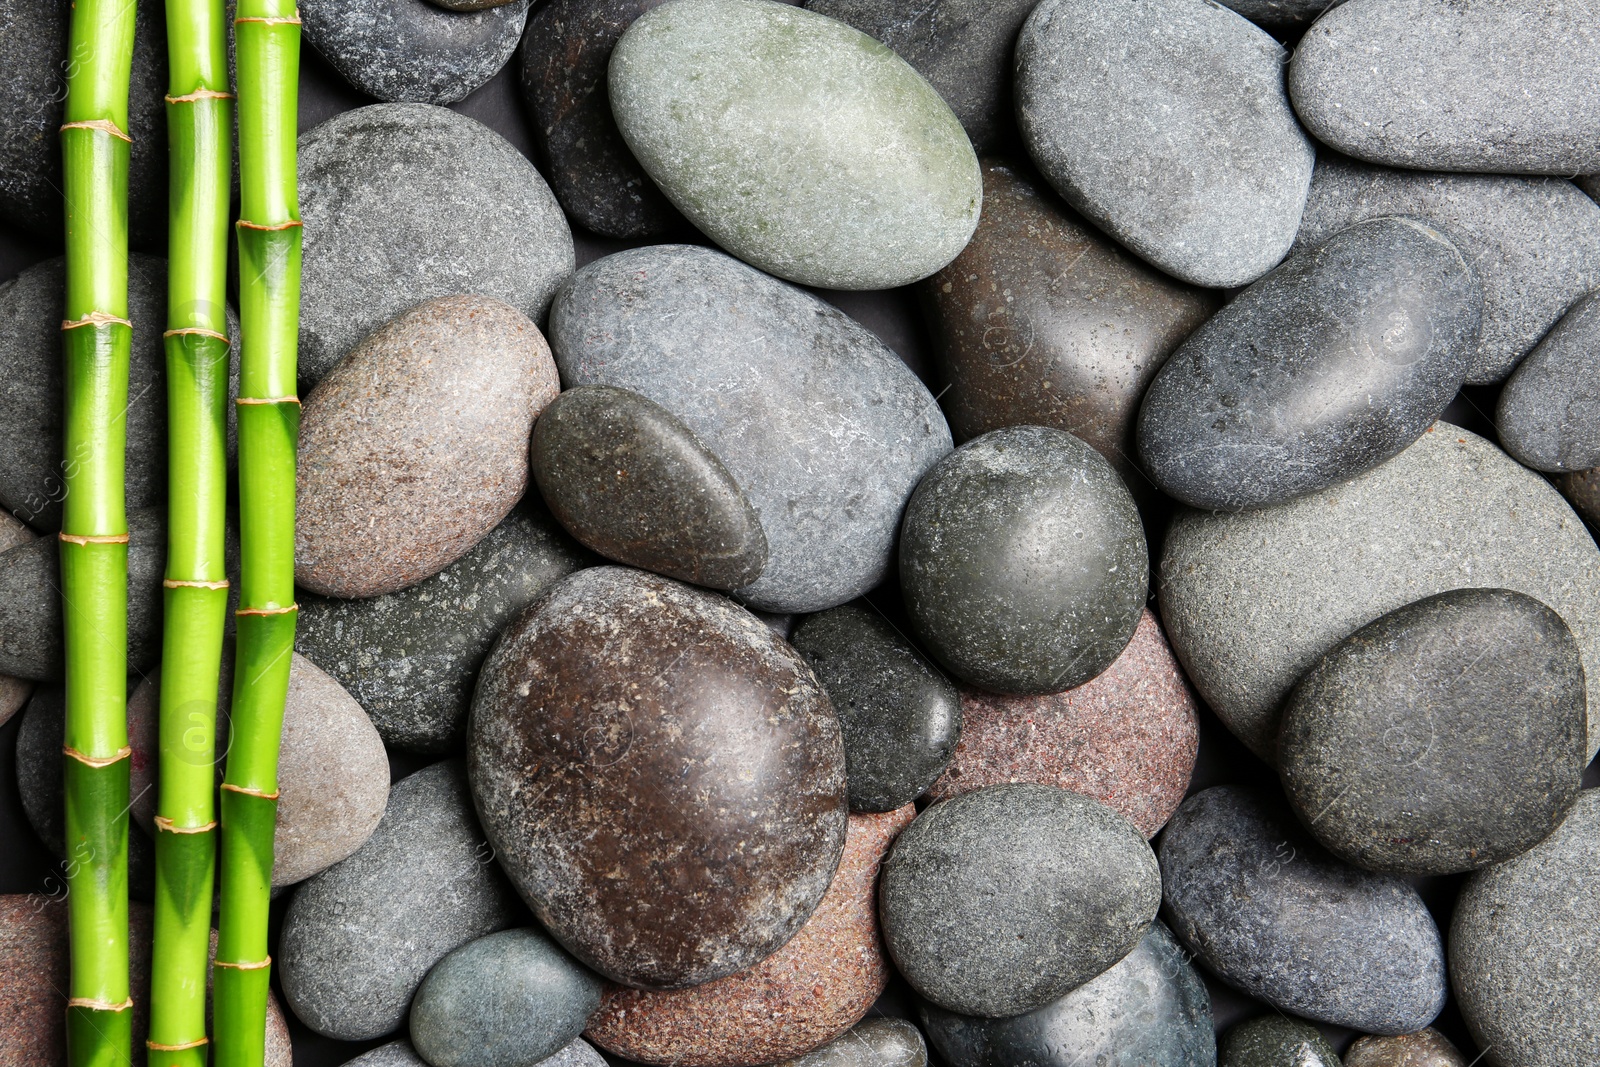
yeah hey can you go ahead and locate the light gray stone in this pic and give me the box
[774,1018,927,1067]
[342,1042,428,1067]
[1497,291,1600,472]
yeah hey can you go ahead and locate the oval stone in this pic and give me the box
[1220,1017,1339,1067]
[1137,216,1480,511]
[609,0,981,289]
[1015,0,1313,288]
[343,1043,430,1067]
[468,567,848,989]
[1160,786,1446,1034]
[549,245,952,614]
[1497,291,1600,472]
[777,1019,926,1067]
[0,513,35,726]
[1345,1029,1468,1067]
[899,426,1147,696]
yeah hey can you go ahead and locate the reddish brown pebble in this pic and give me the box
[924,609,1198,837]
[1344,1028,1468,1067]
[585,805,915,1067]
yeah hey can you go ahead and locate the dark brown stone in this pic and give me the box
[1559,466,1600,528]
[468,566,848,990]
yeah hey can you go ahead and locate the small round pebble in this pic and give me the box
[770,1018,927,1067]
[1221,1017,1340,1067]
[340,1042,430,1067]
[1344,1029,1467,1067]
[0,513,36,726]
[1497,290,1600,472]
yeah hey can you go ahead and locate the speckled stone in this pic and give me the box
[1289,0,1600,175]
[298,104,573,385]
[1160,786,1446,1034]
[899,426,1147,696]
[532,386,767,591]
[1158,424,1600,762]
[0,514,35,726]
[1497,291,1600,472]
[1220,1017,1339,1067]
[1137,216,1480,511]
[609,0,981,289]
[410,928,603,1067]
[879,783,1159,1018]
[1344,1029,1466,1067]
[1016,0,1313,288]
[790,604,961,812]
[549,245,952,614]
[1295,153,1600,385]
[1558,467,1600,528]
[279,761,524,1040]
[586,806,914,1066]
[518,0,682,238]
[301,0,530,105]
[1451,788,1600,1067]
[296,499,590,753]
[297,295,559,598]
[1212,0,1343,28]
[925,608,1197,838]
[771,1018,927,1067]
[342,1042,430,1067]
[469,567,847,989]
[919,922,1214,1067]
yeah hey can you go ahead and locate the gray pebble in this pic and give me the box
[1497,290,1600,472]
[1220,1017,1340,1067]
[341,1043,428,1067]
[0,514,35,727]
[774,1018,927,1067]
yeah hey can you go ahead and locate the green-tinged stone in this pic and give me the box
[1221,1017,1339,1067]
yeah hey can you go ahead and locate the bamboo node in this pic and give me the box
[165,90,234,103]
[236,218,304,232]
[148,1038,210,1051]
[67,997,134,1011]
[235,12,302,24]
[213,956,273,970]
[236,602,299,617]
[235,395,301,406]
[61,312,133,331]
[221,783,281,800]
[58,119,132,143]
[58,532,130,545]
[63,745,132,768]
[163,578,231,590]
[163,327,230,343]
[154,817,218,834]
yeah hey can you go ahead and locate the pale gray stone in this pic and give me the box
[1497,291,1600,472]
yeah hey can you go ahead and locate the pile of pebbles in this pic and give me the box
[2,0,1599,1065]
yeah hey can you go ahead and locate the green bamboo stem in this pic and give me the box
[150,2,233,1065]
[214,4,301,1066]
[59,3,137,1067]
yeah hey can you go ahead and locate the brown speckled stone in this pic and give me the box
[586,805,913,1067]
[924,609,1197,837]
[1559,467,1600,528]
[297,294,560,598]
[0,512,35,726]
[1344,1028,1467,1067]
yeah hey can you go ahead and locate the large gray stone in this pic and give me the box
[1497,290,1600,472]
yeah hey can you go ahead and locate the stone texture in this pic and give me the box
[469,567,848,990]
[1160,786,1446,1034]
[550,245,951,614]
[1559,467,1600,528]
[298,104,573,385]
[925,608,1198,838]
[1016,0,1313,288]
[343,1043,430,1067]
[0,514,34,727]
[1497,291,1600,472]
[531,386,767,590]
[879,783,1159,1018]
[1296,153,1600,385]
[295,499,590,753]
[1158,424,1600,761]
[609,0,981,289]
[919,922,1214,1067]
[899,426,1147,696]
[1220,1017,1339,1067]
[771,1018,927,1067]
[1344,1029,1467,1067]
[296,295,559,598]
[1289,0,1600,175]
[518,0,682,238]
[1451,788,1600,1067]
[1212,0,1343,28]
[279,760,524,1040]
[301,0,530,105]
[585,806,914,1066]
[1137,216,1480,511]
[790,604,961,812]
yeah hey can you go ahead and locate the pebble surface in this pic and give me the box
[1496,290,1600,472]
[1220,1017,1340,1067]
[0,513,35,726]
[770,1018,927,1067]
[1344,1029,1467,1067]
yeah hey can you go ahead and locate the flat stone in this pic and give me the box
[925,608,1197,838]
[1212,0,1344,29]
[297,294,560,598]
[609,0,981,289]
[899,426,1147,696]
[1296,153,1600,385]
[410,928,603,1067]
[531,385,767,591]
[295,499,591,753]
[1137,216,1480,511]
[771,1018,927,1067]
[1160,785,1446,1034]
[1289,0,1600,175]
[586,806,914,1066]
[1158,424,1600,761]
[1497,291,1600,472]
[919,922,1214,1067]
[879,783,1159,1018]
[1016,0,1313,287]
[298,104,573,385]
[790,603,962,812]
[549,245,951,613]
[1344,1029,1467,1067]
[0,513,34,727]
[518,0,682,238]
[279,760,524,1040]
[1451,788,1600,1066]
[468,567,847,989]
[1220,1017,1339,1067]
[301,0,530,105]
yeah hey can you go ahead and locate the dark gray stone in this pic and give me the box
[1497,291,1600,472]
[920,922,1215,1067]
[301,0,530,105]
[549,245,951,613]
[341,1043,428,1067]
[1212,0,1344,29]
[1136,216,1480,511]
[774,1018,927,1067]
[1016,0,1313,288]
[1220,1017,1339,1067]
[1344,1029,1466,1067]
[899,426,1147,696]
[1159,786,1446,1034]
[791,602,961,812]
[0,514,33,727]
[297,104,573,386]
[279,761,524,1040]
[409,928,602,1067]
[878,782,1160,1018]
